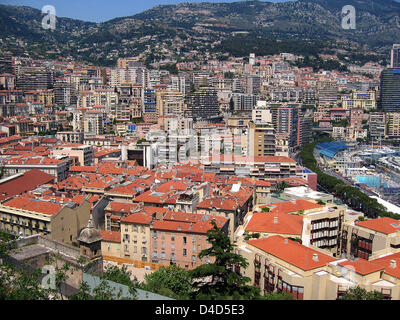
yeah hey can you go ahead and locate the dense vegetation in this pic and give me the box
[216,36,325,58]
[293,55,348,72]
[340,286,384,300]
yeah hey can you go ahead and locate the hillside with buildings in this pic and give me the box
[1,0,400,65]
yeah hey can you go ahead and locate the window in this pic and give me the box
[123,234,130,242]
[141,226,145,233]
[183,249,187,256]
[191,255,196,263]
[152,251,158,258]
[154,241,157,249]
[161,241,165,249]
[171,243,175,250]
[133,225,138,232]
[134,246,137,253]
[161,252,166,259]
[171,253,176,261]
[171,233,175,241]
[161,232,165,239]
[183,237,187,244]
[193,244,196,252]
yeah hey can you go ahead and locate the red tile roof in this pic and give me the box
[197,197,239,211]
[263,200,324,214]
[371,252,400,279]
[70,166,97,173]
[245,212,303,235]
[121,213,152,225]
[0,169,55,202]
[153,214,228,235]
[155,180,189,193]
[84,180,110,190]
[3,196,62,215]
[355,217,400,235]
[99,230,121,243]
[247,235,336,271]
[106,201,141,214]
[338,259,385,275]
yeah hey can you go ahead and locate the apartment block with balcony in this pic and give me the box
[237,235,400,300]
[239,200,345,256]
[340,217,400,260]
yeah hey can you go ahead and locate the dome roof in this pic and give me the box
[77,216,102,244]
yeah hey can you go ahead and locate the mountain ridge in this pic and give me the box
[0,0,399,65]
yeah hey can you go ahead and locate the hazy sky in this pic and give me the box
[0,0,291,22]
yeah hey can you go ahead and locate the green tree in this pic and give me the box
[92,280,120,300]
[264,291,294,300]
[276,181,290,193]
[341,286,384,300]
[68,281,92,300]
[69,279,123,300]
[0,265,50,300]
[141,265,192,299]
[189,220,261,300]
[102,264,138,298]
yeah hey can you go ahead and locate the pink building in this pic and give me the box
[150,211,229,269]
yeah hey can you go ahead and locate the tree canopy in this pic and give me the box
[189,220,261,300]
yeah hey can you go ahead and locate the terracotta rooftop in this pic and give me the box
[355,217,400,235]
[0,169,55,202]
[197,197,239,211]
[338,259,385,276]
[121,213,152,225]
[264,200,324,214]
[3,196,63,215]
[245,212,303,235]
[247,235,336,271]
[99,230,121,243]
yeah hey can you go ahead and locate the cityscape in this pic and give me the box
[2,0,400,305]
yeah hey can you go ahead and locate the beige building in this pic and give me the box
[342,90,376,110]
[236,234,400,300]
[51,143,94,166]
[340,217,400,260]
[0,196,92,245]
[247,122,276,157]
[387,113,400,138]
[120,211,153,262]
[156,91,185,117]
[237,200,345,256]
[77,89,118,113]
[99,230,121,258]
